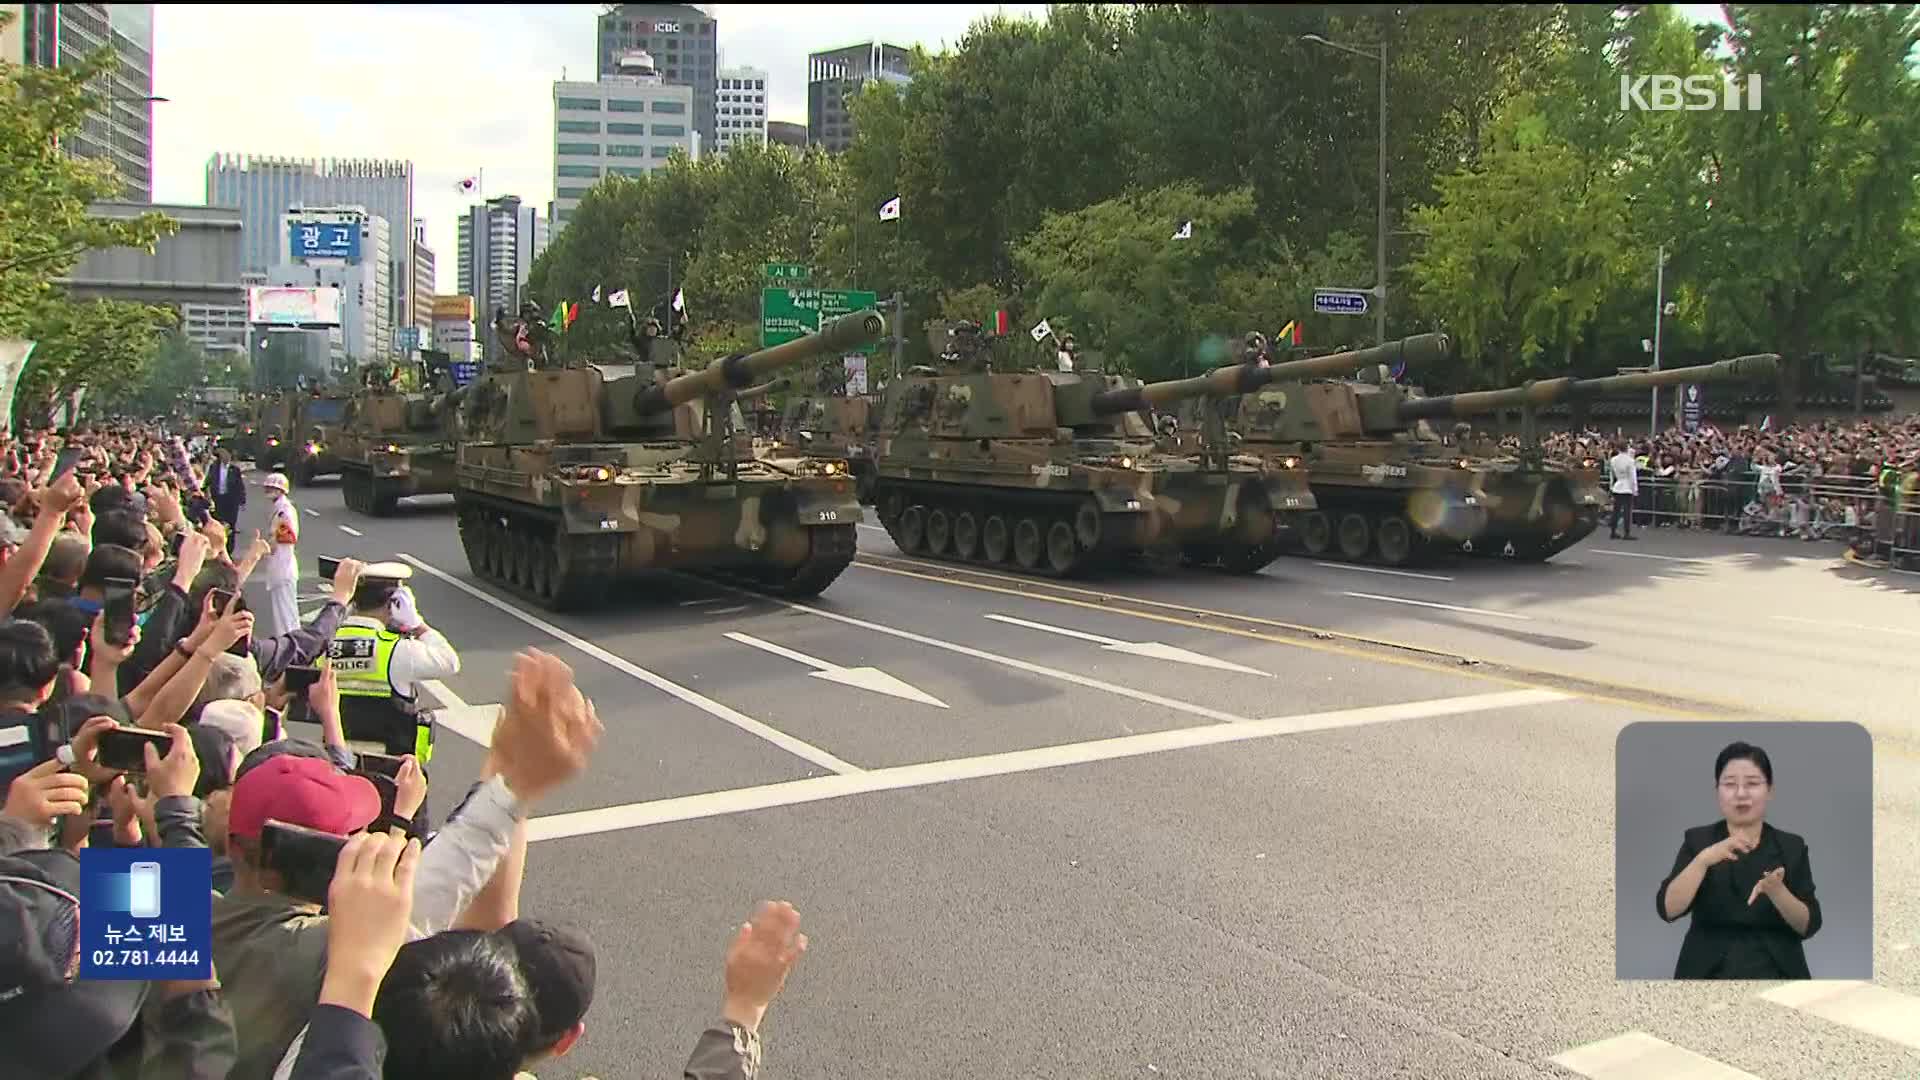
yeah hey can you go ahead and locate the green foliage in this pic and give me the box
[1,11,180,424]
[1664,4,1920,410]
[526,2,1920,407]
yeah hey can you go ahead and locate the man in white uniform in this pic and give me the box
[259,471,300,635]
[1608,440,1640,541]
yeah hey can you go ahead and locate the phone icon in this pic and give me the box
[128,861,162,919]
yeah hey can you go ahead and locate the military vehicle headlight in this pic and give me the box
[1119,456,1134,469]
[1281,456,1300,469]
[266,437,279,446]
[564,465,614,482]
[1457,458,1471,469]
[305,442,321,455]
[385,443,400,453]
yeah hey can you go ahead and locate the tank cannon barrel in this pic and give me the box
[633,310,885,415]
[1395,353,1779,422]
[1088,333,1454,416]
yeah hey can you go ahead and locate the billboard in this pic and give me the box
[289,220,360,261]
[249,286,342,327]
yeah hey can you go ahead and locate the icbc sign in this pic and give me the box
[642,21,680,33]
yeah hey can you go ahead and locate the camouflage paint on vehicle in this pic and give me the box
[449,309,887,610]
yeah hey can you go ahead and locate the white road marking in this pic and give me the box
[1548,1031,1761,1079]
[303,507,321,516]
[1771,614,1920,640]
[525,688,1571,842]
[1311,561,1455,582]
[399,554,862,775]
[1338,591,1531,621]
[419,679,499,747]
[725,631,948,708]
[338,525,363,537]
[758,596,1251,723]
[1758,980,1920,1050]
[856,523,888,535]
[1591,548,1715,564]
[678,598,723,607]
[983,613,1272,677]
[705,605,749,615]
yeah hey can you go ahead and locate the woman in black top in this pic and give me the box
[1658,741,1822,978]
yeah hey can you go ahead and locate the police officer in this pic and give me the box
[325,561,460,764]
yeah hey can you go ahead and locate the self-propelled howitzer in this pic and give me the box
[451,309,886,609]
[1227,353,1778,565]
[862,334,1448,578]
[337,386,460,516]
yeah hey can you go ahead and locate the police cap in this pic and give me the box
[360,561,413,585]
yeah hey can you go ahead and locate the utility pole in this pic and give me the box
[891,290,904,383]
[1375,40,1388,346]
[1650,245,1665,438]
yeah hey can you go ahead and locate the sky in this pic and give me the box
[148,4,1048,292]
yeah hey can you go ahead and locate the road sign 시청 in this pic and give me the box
[1313,288,1370,316]
[762,288,880,351]
[764,262,811,283]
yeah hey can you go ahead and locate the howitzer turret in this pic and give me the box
[634,310,885,414]
[448,308,887,611]
[1095,333,1454,417]
[1219,352,1779,568]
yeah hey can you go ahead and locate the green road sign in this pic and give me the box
[763,262,811,283]
[761,287,879,350]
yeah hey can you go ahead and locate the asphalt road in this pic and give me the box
[235,473,1919,1080]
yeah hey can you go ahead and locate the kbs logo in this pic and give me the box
[1620,74,1762,111]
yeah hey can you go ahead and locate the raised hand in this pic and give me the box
[3,759,89,826]
[722,900,809,1033]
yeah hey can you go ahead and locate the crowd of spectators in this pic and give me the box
[1,422,809,1079]
[1533,413,1920,555]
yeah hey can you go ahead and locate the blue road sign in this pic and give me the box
[1314,289,1370,316]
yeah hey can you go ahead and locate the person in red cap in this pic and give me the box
[211,752,382,1078]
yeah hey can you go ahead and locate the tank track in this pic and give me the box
[455,492,857,611]
[1290,488,1599,566]
[869,479,1283,579]
[340,465,400,517]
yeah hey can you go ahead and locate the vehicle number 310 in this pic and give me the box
[812,509,840,522]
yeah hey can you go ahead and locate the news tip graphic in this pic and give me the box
[79,847,213,981]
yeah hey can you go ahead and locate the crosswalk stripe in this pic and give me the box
[1757,980,1920,1051]
[1548,1031,1764,1079]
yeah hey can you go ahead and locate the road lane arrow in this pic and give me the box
[983,613,1272,676]
[724,632,949,708]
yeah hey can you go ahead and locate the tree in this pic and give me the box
[1664,4,1920,415]
[1,9,178,423]
[1407,102,1634,385]
[15,297,177,422]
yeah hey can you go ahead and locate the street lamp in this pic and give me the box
[1301,33,1387,346]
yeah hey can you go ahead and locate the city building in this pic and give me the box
[807,41,913,153]
[412,219,435,347]
[714,65,766,155]
[596,3,716,146]
[551,51,697,228]
[766,120,808,150]
[430,295,478,364]
[204,154,417,341]
[15,4,157,200]
[265,206,392,365]
[457,195,548,355]
[54,201,245,357]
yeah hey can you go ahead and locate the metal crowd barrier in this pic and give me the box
[1608,472,1916,572]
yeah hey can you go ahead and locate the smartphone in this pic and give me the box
[52,445,84,479]
[102,577,138,647]
[316,555,341,581]
[209,587,237,614]
[259,820,347,905]
[283,664,322,693]
[128,860,163,919]
[353,770,399,822]
[354,752,406,780]
[96,728,171,772]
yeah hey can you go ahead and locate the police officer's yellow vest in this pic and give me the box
[328,620,434,763]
